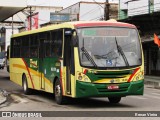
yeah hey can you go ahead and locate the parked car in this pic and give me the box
[0,58,5,69]
[0,52,5,69]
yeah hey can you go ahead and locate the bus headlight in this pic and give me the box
[77,72,91,82]
[78,76,83,80]
[136,76,139,81]
[84,78,89,82]
[133,71,144,81]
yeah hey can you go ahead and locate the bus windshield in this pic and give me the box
[77,27,142,68]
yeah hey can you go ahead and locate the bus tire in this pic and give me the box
[54,79,66,105]
[108,97,121,103]
[22,74,31,95]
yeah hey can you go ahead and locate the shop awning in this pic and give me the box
[0,0,27,22]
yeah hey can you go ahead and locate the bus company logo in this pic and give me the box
[110,79,115,83]
[2,112,11,117]
[1,112,42,117]
[30,59,38,68]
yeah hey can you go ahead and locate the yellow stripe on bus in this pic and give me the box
[12,63,53,92]
[13,64,26,70]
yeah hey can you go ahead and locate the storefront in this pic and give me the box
[143,41,160,76]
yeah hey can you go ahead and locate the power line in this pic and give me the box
[80,6,103,18]
[90,15,104,21]
[16,14,25,23]
[92,0,104,8]
[119,2,160,18]
[120,2,160,13]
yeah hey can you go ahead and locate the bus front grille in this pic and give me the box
[94,71,131,79]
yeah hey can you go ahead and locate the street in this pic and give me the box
[0,68,160,118]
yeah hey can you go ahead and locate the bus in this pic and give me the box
[10,20,144,104]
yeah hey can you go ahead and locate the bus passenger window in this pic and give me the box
[51,30,63,57]
[30,47,38,57]
[30,34,39,58]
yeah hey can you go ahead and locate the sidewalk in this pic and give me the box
[144,75,160,89]
[0,89,8,105]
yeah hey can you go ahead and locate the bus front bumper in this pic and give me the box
[76,80,144,98]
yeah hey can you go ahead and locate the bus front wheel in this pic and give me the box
[54,79,67,105]
[22,74,31,95]
[108,97,121,103]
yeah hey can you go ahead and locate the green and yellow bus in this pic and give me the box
[10,20,144,104]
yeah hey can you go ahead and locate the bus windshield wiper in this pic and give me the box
[81,47,97,67]
[115,37,129,66]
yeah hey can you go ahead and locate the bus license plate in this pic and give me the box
[107,85,119,90]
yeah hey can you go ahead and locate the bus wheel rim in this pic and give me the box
[24,81,27,91]
[55,84,61,97]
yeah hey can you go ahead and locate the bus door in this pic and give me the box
[39,39,45,90]
[64,29,75,95]
[39,32,52,90]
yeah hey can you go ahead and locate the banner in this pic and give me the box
[154,33,160,47]
[27,13,39,30]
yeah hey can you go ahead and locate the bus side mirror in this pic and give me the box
[72,30,78,47]
[65,29,72,36]
[65,29,78,47]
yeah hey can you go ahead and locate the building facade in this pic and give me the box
[119,0,160,76]
[59,1,118,21]
[0,27,5,52]
[40,1,119,27]
[0,5,63,52]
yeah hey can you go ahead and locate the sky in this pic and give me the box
[27,0,119,8]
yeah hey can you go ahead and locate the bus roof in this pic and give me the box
[12,20,136,38]
[70,20,136,28]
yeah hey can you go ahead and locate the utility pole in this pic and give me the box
[12,16,14,34]
[104,0,110,20]
[29,6,32,30]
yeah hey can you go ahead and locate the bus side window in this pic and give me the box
[12,38,21,58]
[21,36,29,58]
[30,34,39,58]
[44,32,51,57]
[51,30,63,57]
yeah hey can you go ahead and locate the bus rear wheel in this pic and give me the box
[54,79,67,105]
[22,74,31,95]
[108,97,121,103]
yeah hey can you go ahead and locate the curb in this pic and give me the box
[0,89,8,105]
[144,77,160,89]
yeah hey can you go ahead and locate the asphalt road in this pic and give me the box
[0,68,160,119]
